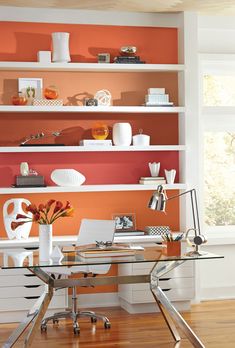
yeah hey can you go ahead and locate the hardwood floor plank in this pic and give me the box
[0,300,235,347]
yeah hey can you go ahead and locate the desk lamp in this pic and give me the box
[148,185,207,256]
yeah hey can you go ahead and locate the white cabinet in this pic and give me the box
[0,267,67,323]
[118,261,195,314]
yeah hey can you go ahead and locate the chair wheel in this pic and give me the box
[104,321,111,329]
[91,316,97,323]
[73,327,80,335]
[53,319,59,324]
[41,324,47,332]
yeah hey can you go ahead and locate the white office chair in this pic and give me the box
[41,219,116,334]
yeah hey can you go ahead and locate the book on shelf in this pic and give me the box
[139,179,166,185]
[114,230,145,236]
[62,243,139,257]
[140,176,165,180]
[80,139,112,146]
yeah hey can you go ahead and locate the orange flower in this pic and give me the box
[11,199,74,229]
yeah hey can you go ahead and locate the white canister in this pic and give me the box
[133,134,150,146]
[112,123,132,146]
[52,32,71,63]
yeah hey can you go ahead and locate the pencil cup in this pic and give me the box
[163,241,181,256]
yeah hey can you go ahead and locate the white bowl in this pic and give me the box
[51,169,86,187]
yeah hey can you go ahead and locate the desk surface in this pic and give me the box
[0,246,223,269]
[0,234,162,248]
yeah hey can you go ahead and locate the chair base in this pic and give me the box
[41,287,111,335]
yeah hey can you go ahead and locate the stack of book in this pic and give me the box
[113,56,145,64]
[144,88,174,106]
[114,230,145,237]
[80,139,112,146]
[139,176,166,185]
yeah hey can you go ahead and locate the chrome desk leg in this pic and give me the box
[150,261,205,348]
[3,287,53,348]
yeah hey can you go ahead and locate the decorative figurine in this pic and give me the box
[94,89,112,106]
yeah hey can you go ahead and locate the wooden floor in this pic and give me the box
[1,300,235,347]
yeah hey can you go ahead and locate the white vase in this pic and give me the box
[112,123,132,146]
[39,224,53,262]
[165,169,176,184]
[3,198,32,240]
[52,32,71,63]
[149,162,160,177]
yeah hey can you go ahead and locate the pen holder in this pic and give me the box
[163,241,181,256]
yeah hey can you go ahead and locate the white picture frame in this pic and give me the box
[18,78,43,104]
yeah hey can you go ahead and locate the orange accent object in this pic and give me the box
[163,241,181,256]
[92,122,109,140]
[11,93,27,105]
[44,86,59,100]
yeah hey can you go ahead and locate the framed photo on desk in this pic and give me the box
[112,213,136,232]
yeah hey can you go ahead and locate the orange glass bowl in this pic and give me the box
[91,123,109,140]
[12,93,27,106]
[44,86,59,100]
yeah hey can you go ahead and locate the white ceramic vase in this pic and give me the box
[52,32,71,63]
[149,162,160,177]
[112,122,132,146]
[165,169,176,184]
[3,198,32,240]
[39,224,53,262]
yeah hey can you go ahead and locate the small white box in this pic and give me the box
[37,51,51,63]
[80,139,112,146]
[148,88,165,95]
[145,94,169,103]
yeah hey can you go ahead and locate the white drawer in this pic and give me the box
[0,295,67,312]
[0,268,32,276]
[132,287,195,303]
[0,285,66,299]
[132,262,194,278]
[0,274,43,287]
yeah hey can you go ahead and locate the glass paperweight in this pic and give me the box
[91,122,109,140]
[11,92,27,105]
[44,85,59,100]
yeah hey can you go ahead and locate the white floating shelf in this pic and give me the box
[0,105,185,113]
[0,145,186,153]
[0,62,185,72]
[0,184,186,194]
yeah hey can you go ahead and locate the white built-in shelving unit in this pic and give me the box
[0,61,186,193]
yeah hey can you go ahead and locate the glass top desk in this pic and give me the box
[0,247,223,348]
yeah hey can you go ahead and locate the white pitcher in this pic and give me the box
[3,198,32,240]
[149,162,160,177]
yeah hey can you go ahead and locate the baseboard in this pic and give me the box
[119,298,191,314]
[201,287,235,301]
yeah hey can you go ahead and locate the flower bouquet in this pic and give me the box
[11,199,74,230]
[11,199,74,261]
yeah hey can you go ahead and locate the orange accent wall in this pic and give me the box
[0,22,179,294]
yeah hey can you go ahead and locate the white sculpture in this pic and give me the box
[3,198,32,240]
[52,32,71,63]
[165,169,176,184]
[51,169,86,186]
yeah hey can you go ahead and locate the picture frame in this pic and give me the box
[112,213,136,232]
[18,78,43,104]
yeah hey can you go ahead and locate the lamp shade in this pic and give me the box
[148,185,166,211]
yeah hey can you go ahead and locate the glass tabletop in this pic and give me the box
[0,246,223,269]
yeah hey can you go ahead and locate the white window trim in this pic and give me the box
[199,53,235,242]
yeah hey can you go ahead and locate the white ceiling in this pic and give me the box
[1,0,235,15]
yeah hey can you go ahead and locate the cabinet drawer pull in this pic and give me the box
[24,274,36,277]
[162,288,171,292]
[159,278,171,281]
[24,296,40,300]
[24,285,41,288]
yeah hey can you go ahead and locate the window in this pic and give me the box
[201,57,235,231]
